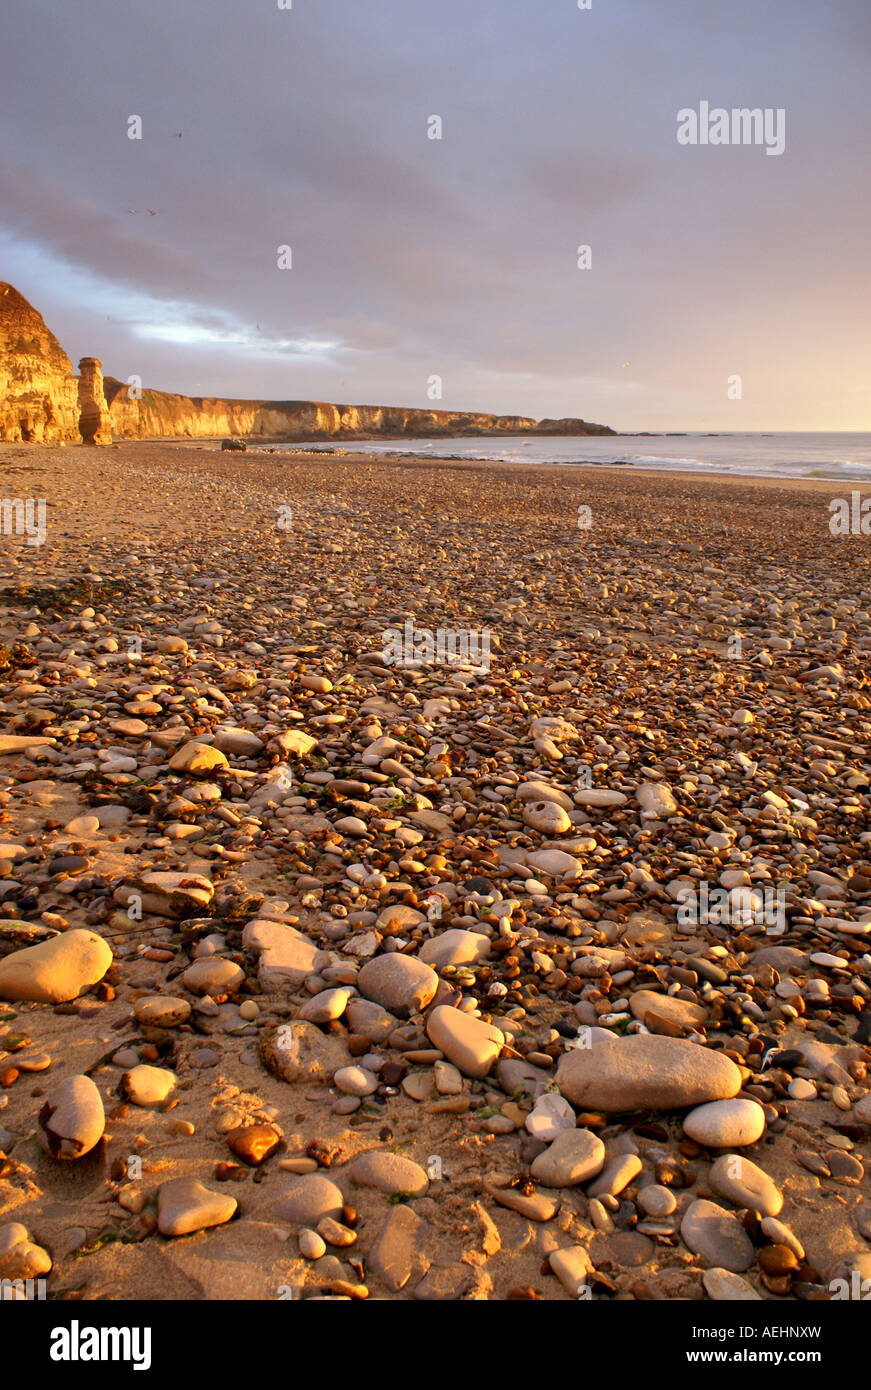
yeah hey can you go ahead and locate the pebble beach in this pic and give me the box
[0,439,870,1303]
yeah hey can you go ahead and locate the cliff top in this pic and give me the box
[0,282,75,377]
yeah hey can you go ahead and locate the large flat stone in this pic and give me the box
[259,1021,348,1084]
[349,1150,429,1197]
[530,1129,606,1187]
[426,1005,504,1078]
[629,989,707,1033]
[709,1154,783,1217]
[636,782,678,817]
[555,1034,741,1113]
[680,1198,754,1272]
[683,1099,766,1149]
[418,929,490,972]
[357,953,438,1015]
[242,918,330,990]
[368,1205,431,1292]
[115,871,214,918]
[0,929,112,1003]
[157,1178,237,1237]
[270,1174,344,1226]
[181,958,244,995]
[549,1245,594,1295]
[169,741,229,775]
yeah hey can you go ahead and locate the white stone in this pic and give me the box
[683,1098,766,1148]
[636,782,678,818]
[709,1154,782,1217]
[333,1065,378,1097]
[525,1092,576,1142]
[39,1075,105,1160]
[123,1065,176,1107]
[703,1268,761,1300]
[522,801,572,835]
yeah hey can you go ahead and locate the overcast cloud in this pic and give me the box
[1,0,869,429]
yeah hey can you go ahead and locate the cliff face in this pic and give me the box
[102,384,549,441]
[103,387,614,441]
[0,282,80,442]
[1,284,615,445]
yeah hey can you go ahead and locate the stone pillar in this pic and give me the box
[78,357,113,445]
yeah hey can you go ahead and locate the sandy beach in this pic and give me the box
[0,439,869,1302]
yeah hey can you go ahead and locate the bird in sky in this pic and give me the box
[146,210,159,216]
[127,209,137,214]
[176,131,183,138]
[621,361,630,367]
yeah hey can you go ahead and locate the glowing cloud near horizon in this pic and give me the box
[132,320,341,357]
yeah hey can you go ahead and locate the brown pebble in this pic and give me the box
[796,1149,830,1178]
[118,1186,146,1214]
[317,1217,356,1247]
[758,1244,799,1276]
[380,1062,407,1086]
[279,1157,318,1174]
[630,1280,658,1300]
[760,1272,793,1296]
[167,1119,195,1136]
[226,1124,281,1167]
[215,1162,248,1182]
[679,1139,703,1159]
[14,1053,51,1073]
[424,1096,470,1114]
[320,1279,368,1299]
[828,1151,864,1183]
[637,1123,669,1142]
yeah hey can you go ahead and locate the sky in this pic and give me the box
[1,0,869,431]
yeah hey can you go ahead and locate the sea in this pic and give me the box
[290,432,871,483]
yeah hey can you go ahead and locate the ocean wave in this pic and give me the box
[630,454,713,468]
[289,434,871,480]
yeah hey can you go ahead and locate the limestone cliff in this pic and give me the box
[101,383,566,441]
[0,282,79,442]
[1,283,615,445]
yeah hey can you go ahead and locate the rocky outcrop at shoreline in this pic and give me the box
[0,283,614,445]
[77,358,113,447]
[0,284,79,444]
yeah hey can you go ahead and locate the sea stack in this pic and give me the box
[77,356,113,445]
